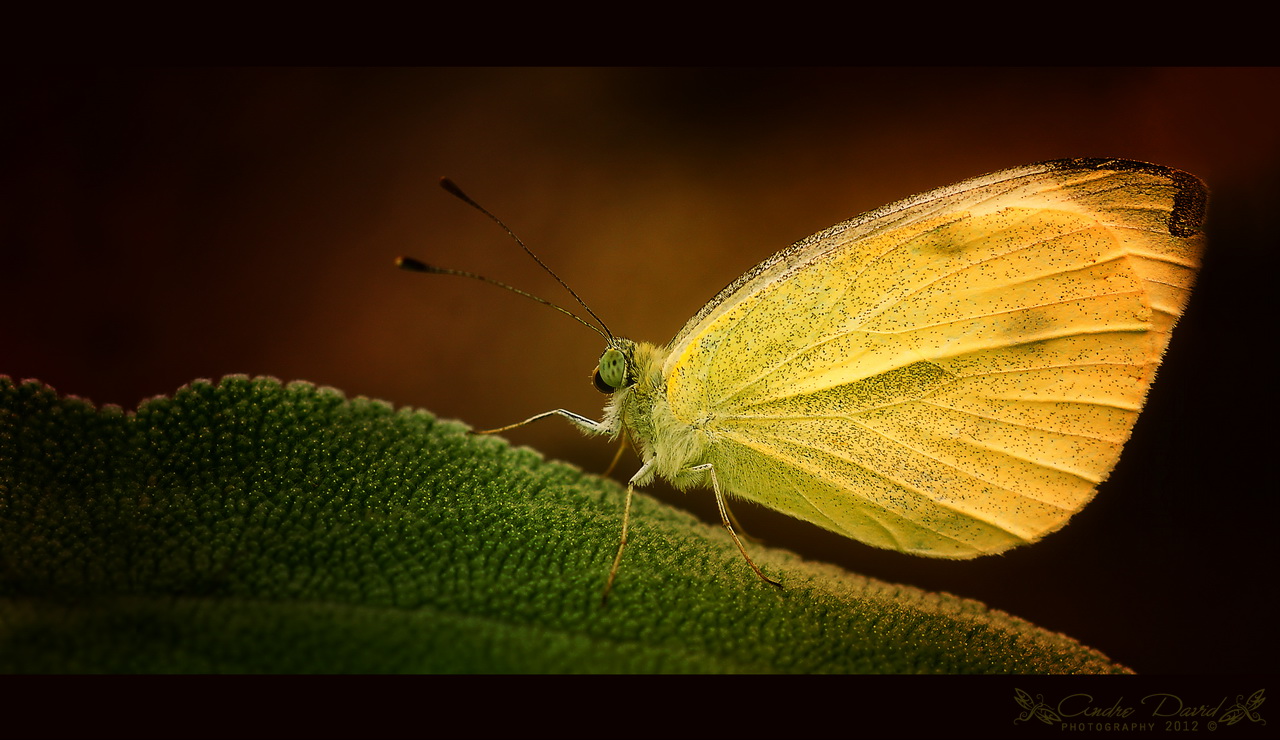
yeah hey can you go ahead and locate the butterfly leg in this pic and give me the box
[601,434,629,477]
[722,497,763,545]
[690,463,782,590]
[601,459,653,605]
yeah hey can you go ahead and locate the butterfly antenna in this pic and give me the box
[395,256,610,341]
[437,177,615,339]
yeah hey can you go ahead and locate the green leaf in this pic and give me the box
[0,375,1130,673]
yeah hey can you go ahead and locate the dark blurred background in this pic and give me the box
[3,68,1275,674]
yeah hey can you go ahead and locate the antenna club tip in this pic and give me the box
[395,256,430,272]
[439,177,464,197]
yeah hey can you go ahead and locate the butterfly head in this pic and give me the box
[592,339,637,394]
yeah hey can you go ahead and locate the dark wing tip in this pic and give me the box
[1043,158,1208,238]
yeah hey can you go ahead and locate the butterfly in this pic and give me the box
[400,158,1206,601]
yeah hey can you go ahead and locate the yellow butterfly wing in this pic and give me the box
[662,159,1206,558]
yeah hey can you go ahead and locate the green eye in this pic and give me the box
[595,347,626,391]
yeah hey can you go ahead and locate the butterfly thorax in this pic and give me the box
[600,339,711,490]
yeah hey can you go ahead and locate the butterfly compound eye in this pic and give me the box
[594,347,627,392]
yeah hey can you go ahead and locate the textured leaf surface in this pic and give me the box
[0,375,1130,673]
